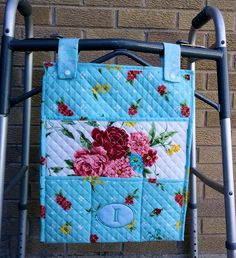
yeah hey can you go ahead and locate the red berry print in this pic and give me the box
[128,99,142,116]
[125,195,134,205]
[128,106,138,116]
[127,70,142,85]
[40,205,45,219]
[150,208,163,216]
[148,178,157,184]
[56,191,72,211]
[180,103,190,118]
[157,85,167,95]
[56,99,74,116]
[184,74,190,80]
[90,234,99,243]
[175,192,183,207]
[40,156,46,165]
[44,61,54,69]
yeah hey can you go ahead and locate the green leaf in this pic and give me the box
[136,98,142,104]
[149,122,156,144]
[50,167,63,173]
[133,188,139,195]
[107,121,115,127]
[151,131,176,147]
[60,126,75,139]
[46,132,52,137]
[98,68,102,74]
[62,120,76,125]
[85,121,100,127]
[93,92,98,100]
[142,168,152,178]
[65,159,74,169]
[79,132,92,150]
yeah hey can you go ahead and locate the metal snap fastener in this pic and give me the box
[64,69,71,76]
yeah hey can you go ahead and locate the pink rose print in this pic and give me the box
[73,147,108,176]
[127,70,142,85]
[90,234,99,243]
[104,157,136,178]
[40,205,45,219]
[91,126,129,160]
[180,103,190,118]
[142,148,158,167]
[128,132,150,155]
[56,99,74,116]
[40,156,46,165]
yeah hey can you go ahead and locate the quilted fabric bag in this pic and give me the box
[40,39,194,243]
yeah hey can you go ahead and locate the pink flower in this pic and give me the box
[157,85,167,95]
[128,132,150,155]
[142,148,158,167]
[73,147,108,176]
[103,157,136,178]
[181,104,190,117]
[128,106,138,116]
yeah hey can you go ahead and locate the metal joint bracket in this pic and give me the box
[226,242,236,250]
[188,203,198,209]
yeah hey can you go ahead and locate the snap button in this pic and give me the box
[64,69,71,76]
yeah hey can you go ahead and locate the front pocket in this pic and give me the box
[43,177,92,243]
[141,179,187,241]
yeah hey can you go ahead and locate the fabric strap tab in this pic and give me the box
[163,43,181,82]
[58,38,79,79]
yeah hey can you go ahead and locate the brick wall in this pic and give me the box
[0,0,236,257]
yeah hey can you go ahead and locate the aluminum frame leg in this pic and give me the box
[17,14,33,258]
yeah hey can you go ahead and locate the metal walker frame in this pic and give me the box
[0,1,236,257]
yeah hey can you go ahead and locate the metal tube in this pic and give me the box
[9,38,223,60]
[191,168,224,194]
[17,13,33,258]
[188,26,199,258]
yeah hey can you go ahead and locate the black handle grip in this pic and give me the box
[17,0,32,17]
[192,6,211,29]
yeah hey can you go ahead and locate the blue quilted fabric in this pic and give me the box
[40,47,194,243]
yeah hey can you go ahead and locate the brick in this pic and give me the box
[7,125,40,145]
[34,26,83,38]
[198,235,226,253]
[198,146,222,163]
[67,243,121,253]
[87,29,145,41]
[124,241,177,253]
[196,128,221,145]
[198,199,225,216]
[147,31,205,48]
[196,110,205,127]
[206,111,219,127]
[9,107,40,126]
[179,11,234,31]
[30,182,39,199]
[80,50,114,63]
[207,73,236,91]
[118,10,176,29]
[56,8,115,28]
[6,145,40,164]
[207,0,236,10]
[205,184,224,199]
[196,91,218,109]
[85,0,143,7]
[0,6,51,26]
[146,0,203,9]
